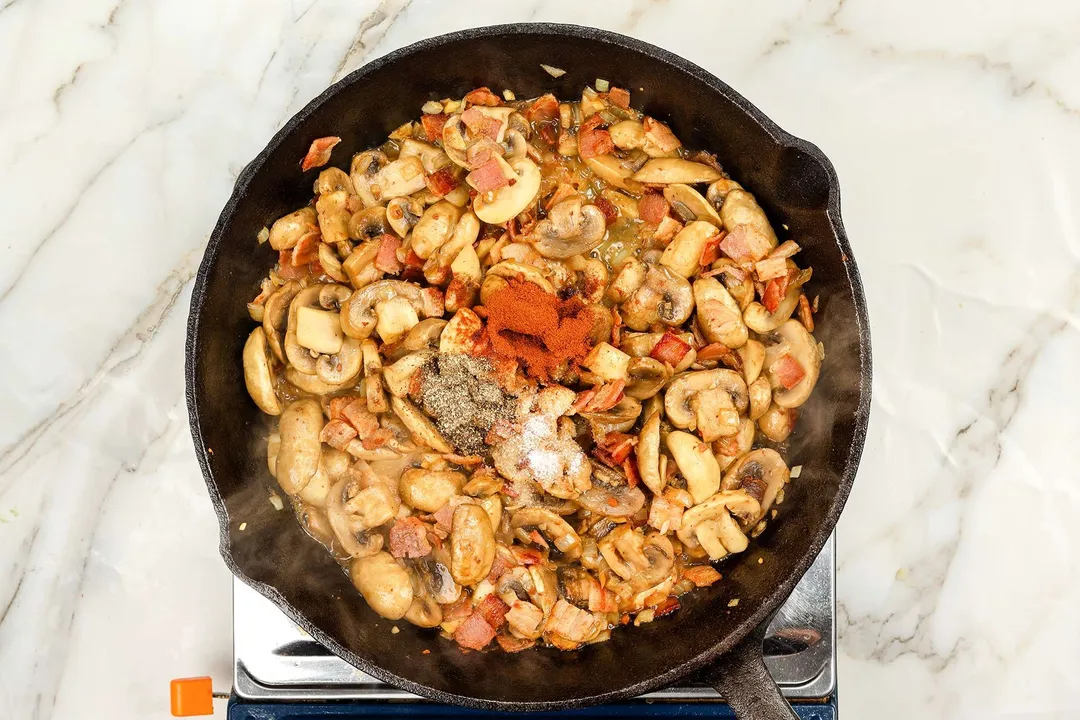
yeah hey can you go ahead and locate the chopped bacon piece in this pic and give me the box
[721,225,773,262]
[511,546,544,566]
[681,565,723,588]
[319,419,357,450]
[545,600,602,644]
[622,456,641,489]
[538,123,558,146]
[277,259,308,280]
[653,216,683,244]
[474,594,510,630]
[695,343,732,363]
[649,331,691,367]
[374,234,403,274]
[577,114,614,160]
[762,273,791,313]
[466,158,510,193]
[454,612,497,651]
[496,633,536,653]
[505,601,545,638]
[611,307,624,347]
[487,551,517,583]
[638,192,670,225]
[653,597,681,618]
[593,196,618,226]
[719,228,751,262]
[388,517,432,559]
[798,293,815,332]
[361,427,393,450]
[420,113,449,141]
[429,503,455,534]
[300,136,341,171]
[465,137,503,169]
[571,380,626,414]
[755,255,788,281]
[545,183,578,210]
[425,166,460,198]
[528,529,549,549]
[342,401,379,435]
[588,584,619,613]
[461,107,503,141]
[291,233,320,266]
[404,249,424,269]
[642,117,681,153]
[700,230,727,266]
[771,354,806,389]
[607,87,631,109]
[594,432,637,467]
[464,86,502,106]
[524,93,559,122]
[443,596,474,622]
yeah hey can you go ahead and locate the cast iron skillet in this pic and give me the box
[185,24,871,720]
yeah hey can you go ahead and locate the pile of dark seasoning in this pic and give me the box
[415,354,513,456]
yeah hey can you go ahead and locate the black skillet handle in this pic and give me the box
[703,621,798,720]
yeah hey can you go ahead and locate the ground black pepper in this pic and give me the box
[415,354,513,456]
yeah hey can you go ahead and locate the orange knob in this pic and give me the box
[170,676,215,716]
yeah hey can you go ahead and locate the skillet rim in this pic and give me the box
[184,22,872,711]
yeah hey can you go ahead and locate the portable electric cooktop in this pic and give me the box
[171,535,837,718]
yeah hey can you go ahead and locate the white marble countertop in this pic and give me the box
[2,0,1079,718]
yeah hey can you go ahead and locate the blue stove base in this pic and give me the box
[228,698,837,719]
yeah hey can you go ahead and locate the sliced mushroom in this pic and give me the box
[402,318,446,352]
[743,266,809,333]
[269,206,319,251]
[315,167,353,196]
[383,350,434,398]
[706,178,743,206]
[371,156,426,201]
[450,504,496,585]
[609,120,645,150]
[575,464,646,518]
[607,257,646,304]
[390,396,452,453]
[637,410,664,495]
[711,259,755,310]
[343,483,399,529]
[439,308,485,355]
[315,337,362,385]
[621,265,694,331]
[276,399,323,495]
[676,490,761,554]
[632,158,722,185]
[317,243,349,283]
[694,276,748,349]
[619,331,698,374]
[660,221,721,278]
[399,137,452,174]
[721,448,789,527]
[342,241,384,290]
[719,189,777,247]
[399,468,465,513]
[762,319,822,408]
[416,547,461,605]
[284,366,354,395]
[663,184,722,227]
[315,190,350,246]
[386,196,425,238]
[341,281,425,339]
[739,339,765,385]
[351,552,413,620]
[348,206,391,242]
[664,369,748,441]
[579,396,642,435]
[284,285,324,374]
[424,211,480,285]
[350,150,388,208]
[481,261,555,303]
[582,342,630,382]
[666,430,720,504]
[748,376,772,420]
[715,418,755,472]
[625,357,671,400]
[584,155,644,193]
[758,403,796,442]
[598,525,675,590]
[531,197,607,259]
[243,327,282,415]
[262,281,300,363]
[405,572,444,629]
[474,157,542,225]
[511,508,582,560]
[411,201,463,260]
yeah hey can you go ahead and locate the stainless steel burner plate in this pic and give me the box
[233,535,834,702]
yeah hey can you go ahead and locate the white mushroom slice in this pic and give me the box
[486,261,555,294]
[677,490,761,552]
[439,308,484,355]
[349,150,388,208]
[474,157,541,225]
[402,319,446,352]
[399,137,452,174]
[695,512,748,560]
[511,508,582,560]
[351,552,413,620]
[285,366,353,395]
[316,336,362,385]
[762,319,822,408]
[631,158,722,185]
[295,306,344,355]
[531,197,607,259]
[721,448,790,527]
[372,156,426,201]
[386,196,425,238]
[707,178,744,205]
[694,276,748,349]
[607,257,646,304]
[318,243,348,283]
[383,350,434,398]
[399,469,465,513]
[348,206,391,242]
[242,327,281,415]
[262,281,300,364]
[284,285,324,374]
[584,155,644,193]
[341,281,426,340]
[738,339,766,386]
[450,242,482,283]
[715,418,755,472]
[667,431,721,504]
[374,296,420,344]
[609,120,645,150]
[621,265,694,331]
[664,369,748,437]
[267,432,280,478]
[268,206,319,251]
[315,190,350,246]
[276,399,323,495]
[719,189,778,247]
[743,267,808,333]
[582,342,631,382]
[411,201,463,260]
[748,376,772,421]
[441,115,471,168]
[450,504,496,585]
[758,403,796,442]
[663,184,722,227]
[625,357,671,400]
[637,411,664,495]
[660,221,721,278]
[361,339,388,414]
[390,396,452,453]
[598,526,675,590]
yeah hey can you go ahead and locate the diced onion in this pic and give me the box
[421,100,443,115]
[256,226,269,245]
[502,89,516,101]
[541,63,566,78]
[790,465,803,479]
[727,598,740,608]
[595,78,610,92]
[239,522,247,531]
[269,493,284,511]
[247,303,264,323]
